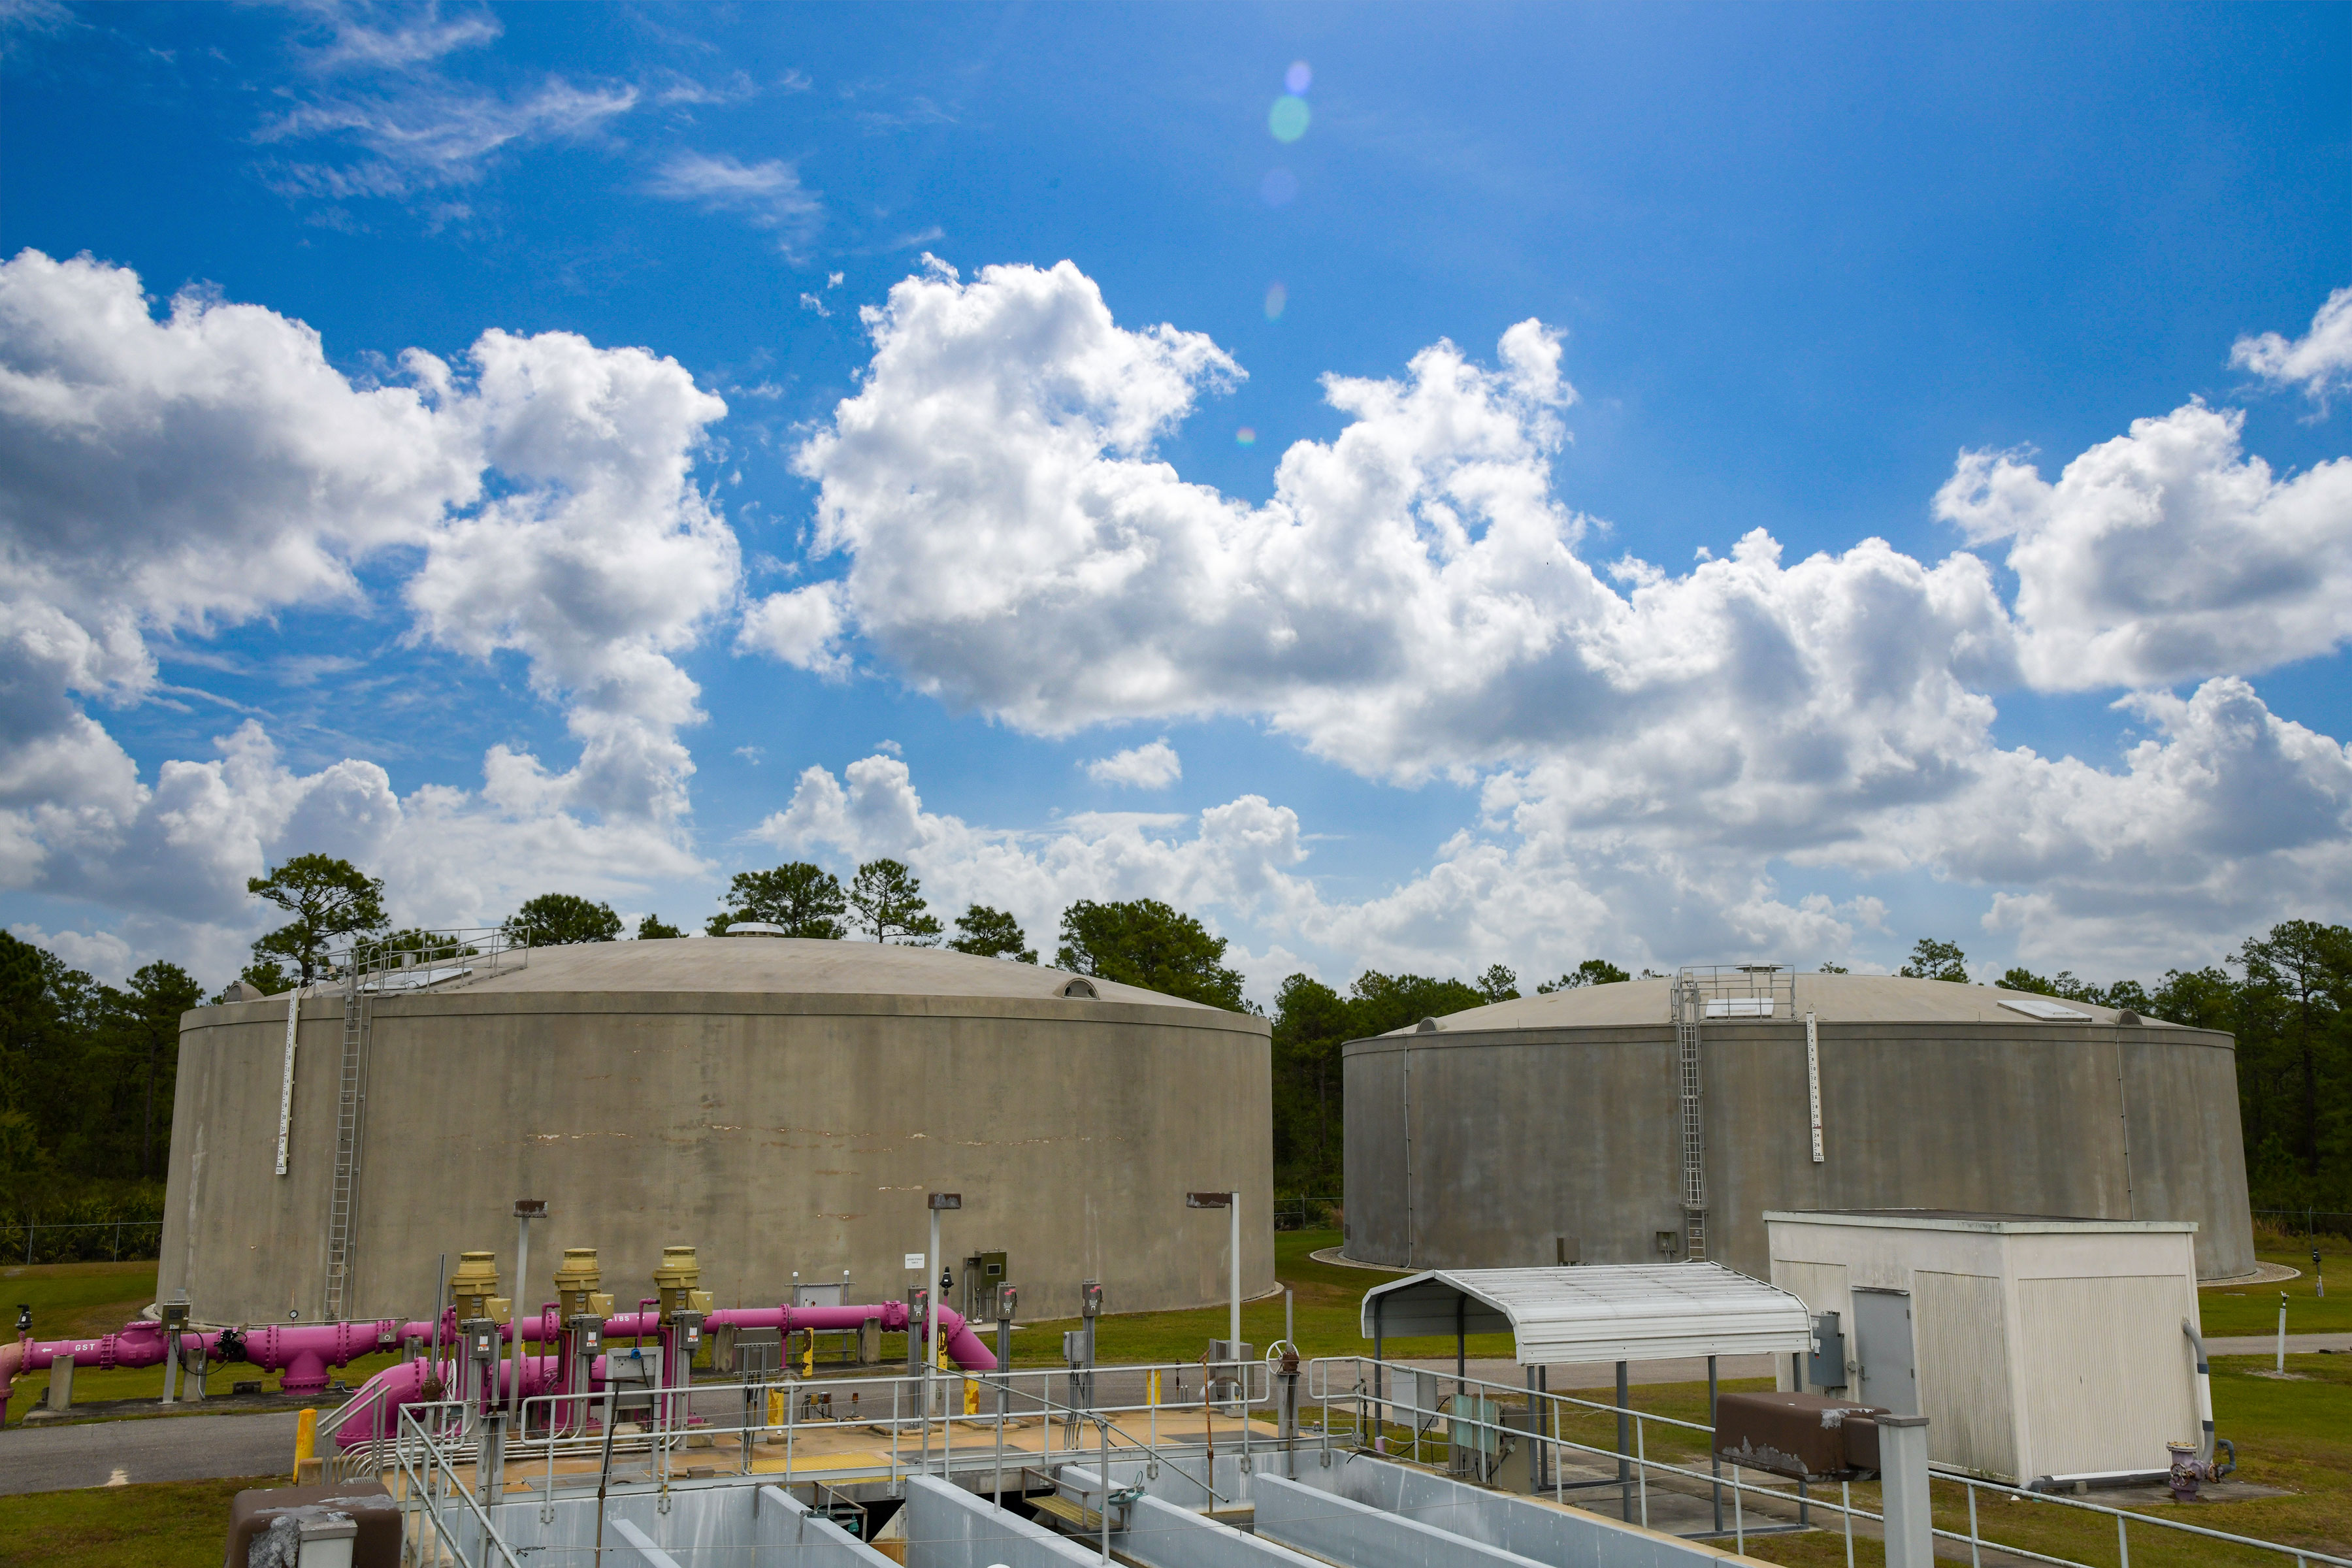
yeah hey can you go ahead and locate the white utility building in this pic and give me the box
[1765,1209,2208,1486]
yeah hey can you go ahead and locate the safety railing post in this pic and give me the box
[1733,1462,1744,1555]
[1635,1416,1648,1528]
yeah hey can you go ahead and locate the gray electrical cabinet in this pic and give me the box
[961,1251,1007,1320]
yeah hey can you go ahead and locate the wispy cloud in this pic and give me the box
[646,150,821,253]
[653,69,758,107]
[258,75,638,199]
[297,5,500,73]
[856,96,955,133]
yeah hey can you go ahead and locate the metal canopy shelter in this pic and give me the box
[1358,1262,1813,1365]
[1358,1264,1814,1531]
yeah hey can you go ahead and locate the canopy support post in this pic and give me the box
[1618,1360,1631,1522]
[1709,1354,1722,1533]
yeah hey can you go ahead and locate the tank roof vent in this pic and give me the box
[723,922,787,937]
[1414,1017,1441,1033]
[1997,997,2093,1022]
[2116,1009,2142,1026]
[1060,977,1098,999]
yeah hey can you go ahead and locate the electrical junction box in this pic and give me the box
[993,1282,1019,1322]
[1809,1311,1847,1389]
[1081,1281,1103,1318]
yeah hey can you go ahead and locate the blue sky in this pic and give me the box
[3,1,2348,996]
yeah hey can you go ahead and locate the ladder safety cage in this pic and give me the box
[1671,966,1796,1263]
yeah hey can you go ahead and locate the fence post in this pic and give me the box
[1878,1415,1934,1568]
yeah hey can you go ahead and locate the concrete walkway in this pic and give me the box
[0,1409,297,1495]
[2210,1331,2351,1354]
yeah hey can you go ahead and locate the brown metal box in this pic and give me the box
[223,1480,401,1568]
[1714,1391,1889,1480]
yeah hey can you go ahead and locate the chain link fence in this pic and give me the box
[1,1218,165,1266]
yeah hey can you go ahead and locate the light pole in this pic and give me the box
[511,1199,544,1428]
[926,1192,960,1453]
[1188,1191,1242,1386]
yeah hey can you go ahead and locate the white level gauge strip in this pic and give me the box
[1805,1009,1823,1164]
[275,985,301,1177]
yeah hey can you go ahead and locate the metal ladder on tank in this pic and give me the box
[323,962,373,1323]
[1671,975,1708,1260]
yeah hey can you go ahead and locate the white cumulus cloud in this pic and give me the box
[0,249,732,968]
[742,257,2352,983]
[1085,739,1181,789]
[2231,286,2352,409]
[1935,402,2352,688]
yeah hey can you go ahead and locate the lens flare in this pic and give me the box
[1235,427,1257,446]
[1264,282,1287,320]
[1285,61,1312,95]
[1259,168,1298,207]
[1267,95,1310,143]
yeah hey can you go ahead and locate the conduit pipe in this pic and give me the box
[0,1299,996,1437]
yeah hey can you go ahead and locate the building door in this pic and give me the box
[1852,1288,1917,1414]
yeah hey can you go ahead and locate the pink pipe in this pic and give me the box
[330,1299,998,1448]
[0,1298,999,1429]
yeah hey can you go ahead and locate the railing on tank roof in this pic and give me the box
[1676,963,1798,1020]
[335,924,531,994]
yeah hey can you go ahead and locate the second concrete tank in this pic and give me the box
[1341,972,2253,1281]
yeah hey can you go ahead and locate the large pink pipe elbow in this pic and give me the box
[0,1339,21,1414]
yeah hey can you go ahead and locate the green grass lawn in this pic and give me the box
[2196,1230,2352,1337]
[1009,1228,1524,1367]
[0,1473,280,1568]
[1739,1352,2352,1567]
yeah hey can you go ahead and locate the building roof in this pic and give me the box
[1765,1209,2198,1235]
[1375,972,2187,1037]
[293,936,1234,1012]
[1358,1264,1814,1365]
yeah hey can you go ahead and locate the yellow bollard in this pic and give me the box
[1147,1368,1160,1407]
[963,1377,979,1416]
[802,1327,815,1379]
[291,1407,317,1483]
[766,1387,784,1429]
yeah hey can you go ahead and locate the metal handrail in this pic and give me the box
[1310,1355,2352,1568]
[392,1402,527,1568]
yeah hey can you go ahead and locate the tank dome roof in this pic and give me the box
[326,936,1235,1011]
[1379,971,2187,1037]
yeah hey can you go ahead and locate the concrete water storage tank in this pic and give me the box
[1341,970,2253,1282]
[162,938,1273,1324]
